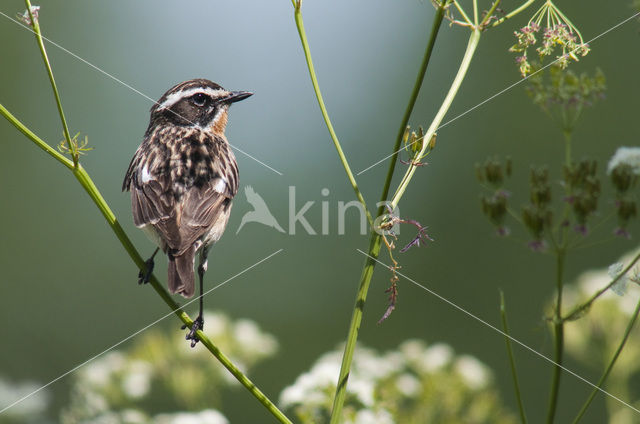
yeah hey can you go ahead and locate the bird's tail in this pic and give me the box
[168,246,196,298]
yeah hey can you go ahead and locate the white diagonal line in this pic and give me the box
[356,11,640,176]
[0,10,283,176]
[357,249,640,415]
[0,248,283,415]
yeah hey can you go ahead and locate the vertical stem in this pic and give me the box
[24,0,76,166]
[572,299,640,423]
[563,130,572,169]
[379,1,448,214]
[328,4,448,423]
[472,0,479,26]
[546,248,566,424]
[329,233,383,424]
[500,291,528,424]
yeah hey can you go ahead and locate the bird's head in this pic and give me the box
[150,79,252,135]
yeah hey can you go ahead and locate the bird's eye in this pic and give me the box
[191,93,208,107]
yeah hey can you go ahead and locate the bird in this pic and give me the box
[236,186,285,234]
[123,79,252,347]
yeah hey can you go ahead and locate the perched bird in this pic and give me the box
[236,186,285,234]
[123,79,252,346]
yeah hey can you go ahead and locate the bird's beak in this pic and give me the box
[221,91,253,104]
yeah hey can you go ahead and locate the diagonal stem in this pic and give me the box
[0,104,292,424]
[390,28,481,210]
[572,298,640,423]
[293,4,373,227]
[562,249,640,322]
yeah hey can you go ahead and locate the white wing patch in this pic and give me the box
[141,164,152,183]
[212,177,227,194]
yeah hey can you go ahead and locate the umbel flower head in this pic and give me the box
[510,1,590,77]
[280,341,516,424]
[60,312,278,424]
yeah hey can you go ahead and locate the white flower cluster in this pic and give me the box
[608,147,640,176]
[558,248,640,423]
[60,311,277,424]
[0,377,50,420]
[280,340,514,424]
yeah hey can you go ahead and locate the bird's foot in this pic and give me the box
[181,315,204,348]
[138,258,155,285]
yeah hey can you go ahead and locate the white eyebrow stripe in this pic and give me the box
[158,87,228,109]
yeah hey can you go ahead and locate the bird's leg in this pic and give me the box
[183,246,209,347]
[138,247,159,285]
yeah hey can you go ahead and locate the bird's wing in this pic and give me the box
[126,134,237,255]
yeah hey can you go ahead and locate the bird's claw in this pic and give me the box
[181,315,204,348]
[138,258,155,285]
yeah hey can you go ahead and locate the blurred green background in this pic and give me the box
[1,0,639,422]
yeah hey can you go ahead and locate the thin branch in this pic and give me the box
[24,0,75,166]
[293,6,373,227]
[0,106,292,424]
[491,0,536,28]
[452,1,474,27]
[390,28,482,210]
[563,250,640,322]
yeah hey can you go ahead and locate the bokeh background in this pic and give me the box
[1,0,639,422]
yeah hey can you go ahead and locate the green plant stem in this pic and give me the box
[563,249,640,321]
[563,130,572,169]
[327,4,448,422]
[0,104,292,424]
[480,0,502,27]
[492,0,536,27]
[452,1,473,27]
[572,298,640,423]
[546,248,566,424]
[500,291,528,424]
[390,28,481,210]
[293,4,373,227]
[379,2,448,218]
[472,0,479,25]
[24,0,75,166]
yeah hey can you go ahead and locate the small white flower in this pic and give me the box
[354,347,401,381]
[83,352,126,387]
[420,343,454,372]
[81,390,109,414]
[454,355,491,389]
[202,312,229,338]
[0,378,50,417]
[608,262,628,296]
[348,377,375,407]
[234,319,278,357]
[121,361,152,399]
[353,408,394,424]
[279,360,339,407]
[120,409,148,423]
[608,147,640,175]
[399,339,427,361]
[395,373,421,397]
[154,409,228,424]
